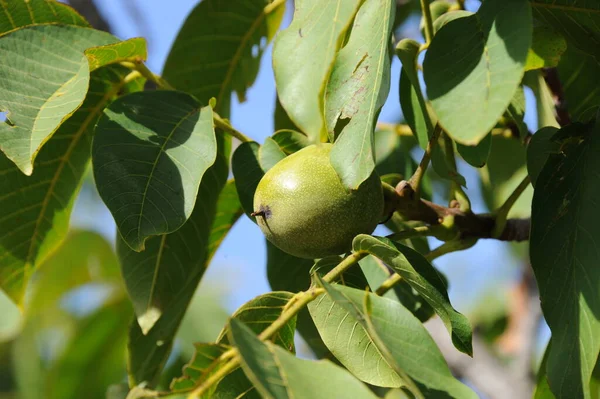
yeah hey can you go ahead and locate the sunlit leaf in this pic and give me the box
[317,282,477,399]
[530,116,600,399]
[525,25,567,71]
[353,235,473,355]
[308,281,403,387]
[359,255,434,322]
[328,0,395,189]
[163,0,285,114]
[273,0,363,142]
[0,25,118,174]
[270,130,309,155]
[424,0,531,145]
[229,318,379,399]
[0,0,88,34]
[85,37,148,71]
[93,90,216,253]
[0,65,134,304]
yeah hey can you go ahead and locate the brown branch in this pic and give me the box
[543,67,570,127]
[387,181,530,242]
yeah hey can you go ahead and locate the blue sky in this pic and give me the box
[69,0,541,328]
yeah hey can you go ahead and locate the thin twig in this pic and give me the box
[420,0,434,44]
[213,114,252,143]
[409,123,442,198]
[187,252,367,398]
[492,175,531,238]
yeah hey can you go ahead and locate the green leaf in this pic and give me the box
[423,0,532,145]
[525,25,567,71]
[26,230,122,316]
[530,116,600,399]
[0,0,89,33]
[85,37,148,71]
[208,180,244,257]
[317,282,477,399]
[432,10,472,33]
[0,65,133,304]
[359,255,434,322]
[265,242,332,359]
[353,235,473,355]
[270,130,310,155]
[527,126,559,188]
[558,47,600,123]
[124,134,231,386]
[169,343,229,392]
[170,292,296,397]
[0,24,118,174]
[229,318,379,399]
[217,291,296,352]
[480,134,532,217]
[327,0,396,189]
[531,0,600,60]
[163,0,285,114]
[456,132,492,168]
[93,90,216,253]
[273,0,363,142]
[259,137,287,172]
[232,139,290,219]
[397,39,430,149]
[46,299,132,399]
[506,86,528,138]
[308,281,403,388]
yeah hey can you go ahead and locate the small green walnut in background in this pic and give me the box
[253,143,384,259]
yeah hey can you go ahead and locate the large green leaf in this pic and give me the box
[530,116,600,399]
[525,25,567,71]
[316,282,477,399]
[229,318,379,399]
[456,132,492,168]
[327,0,395,189]
[353,235,473,355]
[124,135,232,386]
[273,0,363,142]
[558,47,600,123]
[170,292,296,397]
[397,39,430,149]
[531,0,600,60]
[163,0,285,114]
[93,90,217,254]
[479,134,532,217]
[0,65,133,304]
[217,291,296,351]
[232,141,262,218]
[308,281,403,388]
[85,37,148,71]
[359,255,434,322]
[0,0,89,33]
[527,126,559,188]
[46,298,132,399]
[0,24,118,174]
[423,0,532,145]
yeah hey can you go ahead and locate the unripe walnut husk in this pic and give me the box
[253,143,384,259]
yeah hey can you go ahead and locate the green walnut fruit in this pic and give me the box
[253,143,384,259]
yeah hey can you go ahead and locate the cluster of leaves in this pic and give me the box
[0,0,599,398]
